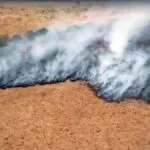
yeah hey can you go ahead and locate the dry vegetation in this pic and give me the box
[0,2,150,150]
[0,2,90,35]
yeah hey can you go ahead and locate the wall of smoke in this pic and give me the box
[0,16,150,102]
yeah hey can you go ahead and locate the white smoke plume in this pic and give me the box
[0,18,150,102]
[108,12,150,57]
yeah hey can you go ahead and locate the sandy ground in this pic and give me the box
[0,2,150,150]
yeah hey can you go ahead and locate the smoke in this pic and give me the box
[0,18,150,102]
[108,12,150,57]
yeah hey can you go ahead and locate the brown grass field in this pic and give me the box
[0,2,150,150]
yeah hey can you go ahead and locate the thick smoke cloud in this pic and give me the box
[0,20,150,102]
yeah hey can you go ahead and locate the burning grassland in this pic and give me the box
[0,17,150,102]
[1,2,150,150]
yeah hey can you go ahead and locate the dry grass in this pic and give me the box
[0,2,91,35]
